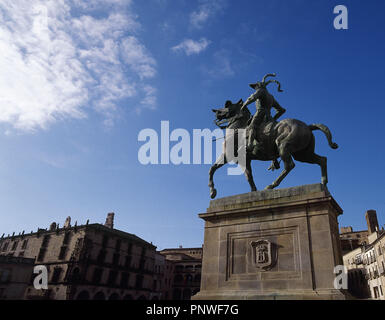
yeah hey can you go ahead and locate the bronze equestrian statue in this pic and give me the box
[209,73,338,199]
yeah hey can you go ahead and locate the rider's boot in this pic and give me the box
[268,159,280,171]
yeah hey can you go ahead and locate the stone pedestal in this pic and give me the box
[193,184,349,300]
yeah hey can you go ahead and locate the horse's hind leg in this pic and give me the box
[295,153,328,185]
[265,145,295,190]
[314,154,328,185]
[243,157,257,192]
[208,153,227,199]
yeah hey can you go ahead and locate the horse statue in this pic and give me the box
[208,98,338,199]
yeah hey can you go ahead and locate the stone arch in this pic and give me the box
[183,288,191,300]
[76,290,90,300]
[137,295,147,300]
[93,291,106,300]
[173,288,181,300]
[123,294,133,300]
[108,293,120,300]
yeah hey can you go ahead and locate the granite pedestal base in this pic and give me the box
[193,184,349,300]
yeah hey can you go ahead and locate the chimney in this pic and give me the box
[104,212,115,229]
[365,210,379,234]
[64,216,71,228]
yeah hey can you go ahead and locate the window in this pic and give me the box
[115,239,121,251]
[125,256,131,268]
[175,265,184,272]
[2,242,9,252]
[0,269,11,283]
[21,239,28,250]
[135,275,144,289]
[97,250,106,264]
[186,274,193,283]
[11,241,18,251]
[107,270,118,286]
[37,248,46,262]
[113,253,120,266]
[71,268,81,283]
[92,268,103,284]
[374,286,379,299]
[58,246,67,260]
[42,235,50,247]
[139,259,145,270]
[63,233,71,245]
[51,268,62,283]
[120,272,129,289]
[102,235,109,247]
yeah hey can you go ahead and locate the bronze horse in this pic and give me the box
[209,99,338,199]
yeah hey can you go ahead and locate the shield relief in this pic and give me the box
[250,239,277,271]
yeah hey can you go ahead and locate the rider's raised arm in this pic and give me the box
[242,91,260,109]
[272,98,286,121]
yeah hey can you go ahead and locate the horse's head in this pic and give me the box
[212,99,244,128]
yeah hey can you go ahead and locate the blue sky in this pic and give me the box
[0,0,384,250]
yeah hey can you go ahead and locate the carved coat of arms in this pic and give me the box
[250,239,276,270]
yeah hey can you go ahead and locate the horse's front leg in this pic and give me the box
[209,153,227,199]
[265,148,295,190]
[243,157,257,192]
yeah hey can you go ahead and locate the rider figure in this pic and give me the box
[241,73,286,158]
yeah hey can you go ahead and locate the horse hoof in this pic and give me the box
[210,189,217,199]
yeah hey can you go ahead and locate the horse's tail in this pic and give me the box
[308,124,339,149]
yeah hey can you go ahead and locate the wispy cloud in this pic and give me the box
[204,49,234,78]
[190,0,226,29]
[171,38,211,56]
[0,0,157,132]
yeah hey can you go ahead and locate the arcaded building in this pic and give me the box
[159,247,202,300]
[0,213,159,300]
[0,255,35,300]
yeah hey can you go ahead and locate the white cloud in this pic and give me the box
[171,38,210,56]
[0,0,157,132]
[190,0,226,29]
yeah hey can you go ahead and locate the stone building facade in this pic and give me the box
[342,210,385,300]
[361,231,385,300]
[343,247,370,299]
[340,227,369,255]
[0,213,160,300]
[0,255,35,300]
[159,247,202,300]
